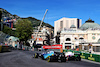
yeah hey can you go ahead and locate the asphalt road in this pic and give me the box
[0,50,100,67]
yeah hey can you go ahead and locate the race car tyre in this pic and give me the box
[41,55,44,60]
[47,56,53,62]
[78,57,81,61]
[61,57,66,62]
[58,59,61,62]
[34,53,38,58]
[75,56,81,61]
[47,56,51,62]
[58,57,66,62]
[67,56,75,61]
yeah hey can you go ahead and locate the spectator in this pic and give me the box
[15,44,17,49]
[89,48,92,53]
[5,43,7,45]
[76,48,79,51]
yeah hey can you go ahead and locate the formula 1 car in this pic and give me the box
[33,51,54,59]
[33,51,66,62]
[65,51,81,61]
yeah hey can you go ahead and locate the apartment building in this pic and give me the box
[54,17,82,36]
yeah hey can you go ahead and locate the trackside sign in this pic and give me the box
[43,44,62,49]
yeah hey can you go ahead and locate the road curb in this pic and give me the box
[82,59,100,65]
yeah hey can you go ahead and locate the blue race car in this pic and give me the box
[33,51,54,59]
[33,51,66,62]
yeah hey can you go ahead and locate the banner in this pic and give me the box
[43,44,62,49]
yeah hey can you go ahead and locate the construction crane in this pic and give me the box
[33,9,48,46]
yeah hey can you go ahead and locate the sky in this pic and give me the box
[0,0,100,27]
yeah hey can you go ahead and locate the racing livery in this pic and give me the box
[33,44,81,62]
[65,52,81,61]
[33,51,66,62]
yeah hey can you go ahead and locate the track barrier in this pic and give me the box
[63,49,100,62]
[0,45,12,52]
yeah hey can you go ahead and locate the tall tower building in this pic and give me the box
[54,17,82,36]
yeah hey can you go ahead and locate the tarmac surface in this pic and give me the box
[0,50,100,67]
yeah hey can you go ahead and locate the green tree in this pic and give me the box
[2,25,16,36]
[15,19,33,44]
[3,25,12,35]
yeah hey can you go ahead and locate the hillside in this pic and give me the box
[21,17,54,29]
[0,8,54,29]
[0,8,20,19]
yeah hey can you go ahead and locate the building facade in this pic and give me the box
[40,26,54,39]
[59,18,100,53]
[30,26,50,47]
[54,17,82,36]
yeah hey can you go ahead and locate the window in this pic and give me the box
[71,20,74,24]
[84,46,88,50]
[82,34,84,36]
[75,37,77,40]
[98,39,100,43]
[98,34,100,35]
[66,38,71,41]
[65,43,71,44]
[65,46,71,49]
[79,34,84,36]
[92,33,95,35]
[93,46,100,52]
[60,21,63,30]
[79,37,84,40]
[96,46,100,52]
[92,36,95,40]
[66,20,69,28]
[93,46,96,52]
[77,19,80,28]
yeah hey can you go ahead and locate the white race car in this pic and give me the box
[65,51,81,61]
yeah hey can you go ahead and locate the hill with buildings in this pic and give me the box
[0,8,20,19]
[21,17,54,29]
[0,8,54,29]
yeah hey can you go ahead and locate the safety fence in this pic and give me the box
[22,46,32,51]
[63,49,100,62]
[0,45,32,52]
